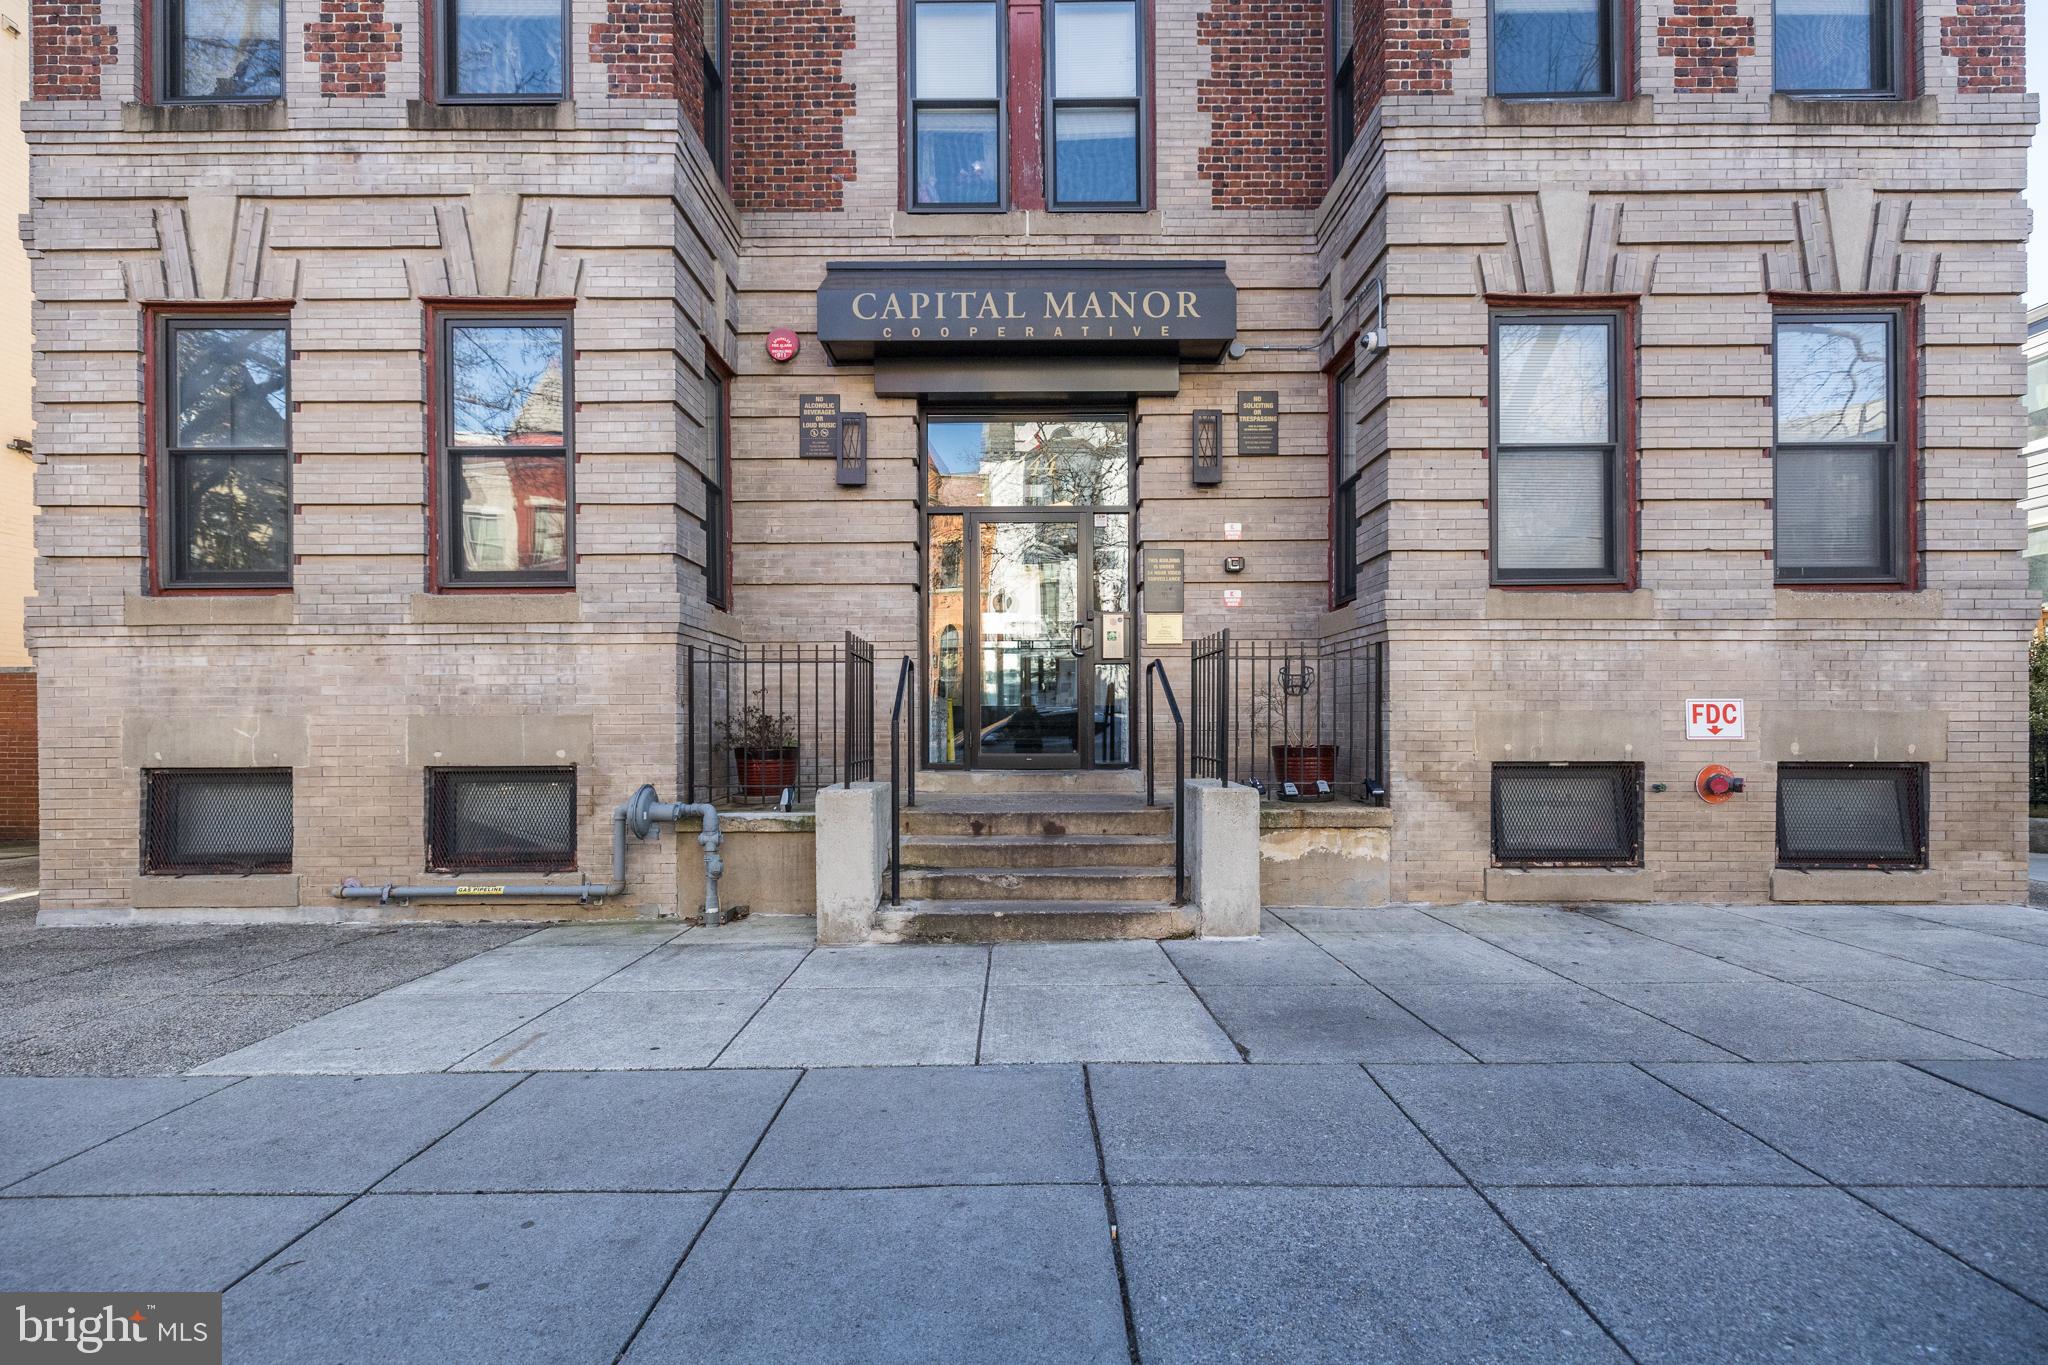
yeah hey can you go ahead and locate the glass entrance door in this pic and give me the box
[922,412,1134,770]
[973,515,1085,767]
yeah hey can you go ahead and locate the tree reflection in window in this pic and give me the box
[926,418,1131,508]
[165,322,290,584]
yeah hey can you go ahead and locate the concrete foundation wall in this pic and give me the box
[1259,805,1391,908]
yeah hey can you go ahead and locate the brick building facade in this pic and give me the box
[21,0,2035,924]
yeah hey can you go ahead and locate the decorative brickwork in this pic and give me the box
[0,672,36,841]
[1657,0,1754,92]
[729,0,856,210]
[1381,0,1468,98]
[1352,0,1380,134]
[591,0,709,128]
[30,0,117,101]
[1195,0,1328,209]
[304,0,404,98]
[1942,0,2023,93]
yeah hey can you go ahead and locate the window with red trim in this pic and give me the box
[1772,309,1910,585]
[435,313,574,587]
[1331,362,1359,605]
[704,366,732,610]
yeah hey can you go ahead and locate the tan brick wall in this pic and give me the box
[21,0,2035,917]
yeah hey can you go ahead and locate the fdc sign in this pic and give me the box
[1685,699,1745,740]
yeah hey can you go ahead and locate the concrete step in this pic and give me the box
[896,865,1179,902]
[900,803,1173,839]
[900,833,1174,869]
[875,900,1197,943]
[913,768,1145,797]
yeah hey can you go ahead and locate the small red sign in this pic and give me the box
[766,328,801,362]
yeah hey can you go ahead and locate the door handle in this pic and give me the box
[1070,622,1095,658]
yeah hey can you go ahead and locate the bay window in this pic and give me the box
[1491,0,1618,99]
[157,316,291,589]
[1489,313,1625,584]
[439,316,573,586]
[1772,312,1906,584]
[440,0,565,101]
[1048,0,1143,208]
[161,0,284,101]
[911,0,1005,208]
[1774,0,1901,97]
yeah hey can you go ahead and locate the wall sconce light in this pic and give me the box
[1191,409,1222,487]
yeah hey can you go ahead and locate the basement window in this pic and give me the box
[1491,763,1642,867]
[1777,763,1927,869]
[143,769,293,874]
[428,768,577,873]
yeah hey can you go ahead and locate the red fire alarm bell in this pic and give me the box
[1695,765,1744,804]
[766,328,800,362]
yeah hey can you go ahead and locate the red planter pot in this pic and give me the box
[1269,744,1339,788]
[733,747,799,800]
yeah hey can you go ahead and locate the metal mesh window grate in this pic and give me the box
[1777,764,1926,869]
[143,769,293,874]
[428,768,577,873]
[1492,763,1641,866]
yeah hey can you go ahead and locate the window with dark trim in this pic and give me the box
[1046,0,1144,209]
[437,315,573,587]
[1774,0,1902,97]
[1489,312,1624,584]
[1331,0,1356,169]
[705,367,731,610]
[910,0,1006,208]
[1490,0,1619,99]
[157,315,292,589]
[143,769,293,874]
[703,0,729,176]
[1772,311,1905,584]
[1331,364,1360,605]
[1491,762,1642,867]
[437,0,566,101]
[427,767,577,872]
[159,0,284,101]
[1777,763,1926,869]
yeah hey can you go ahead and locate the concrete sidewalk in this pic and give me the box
[182,900,2048,1074]
[6,899,2048,1360]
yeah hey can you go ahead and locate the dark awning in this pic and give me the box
[815,259,1237,364]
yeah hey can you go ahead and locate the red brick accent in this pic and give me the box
[1942,0,2022,93]
[1352,0,1380,134]
[1381,0,1468,96]
[0,672,37,842]
[729,0,856,210]
[590,0,710,130]
[1196,0,1329,210]
[30,0,117,101]
[304,0,404,98]
[1657,0,1754,92]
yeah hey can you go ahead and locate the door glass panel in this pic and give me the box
[1091,514,1130,617]
[1093,662,1130,765]
[928,418,1130,507]
[977,520,1080,760]
[927,515,967,764]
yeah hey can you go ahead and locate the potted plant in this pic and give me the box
[718,694,799,800]
[1251,687,1339,790]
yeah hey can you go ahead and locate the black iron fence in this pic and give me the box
[2032,730,2048,809]
[683,633,875,808]
[1190,631,1388,803]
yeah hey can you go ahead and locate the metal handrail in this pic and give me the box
[1144,659,1187,906]
[888,655,916,906]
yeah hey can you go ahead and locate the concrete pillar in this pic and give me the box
[814,780,889,944]
[1186,777,1260,938]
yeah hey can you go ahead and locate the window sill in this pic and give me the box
[1771,93,1935,126]
[130,874,301,910]
[1773,588,1939,620]
[890,209,1166,237]
[126,593,293,627]
[1770,867,1938,902]
[1483,95,1652,127]
[1484,866,1652,903]
[1486,588,1653,620]
[410,592,580,625]
[122,100,287,133]
[407,100,577,132]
